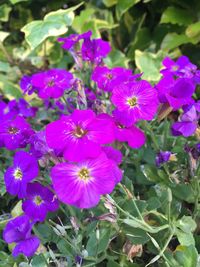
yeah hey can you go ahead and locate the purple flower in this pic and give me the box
[18,98,37,118]
[32,69,73,99]
[161,56,197,78]
[91,66,132,92]
[0,116,34,150]
[20,75,38,95]
[4,151,39,198]
[171,104,199,137]
[102,146,122,165]
[51,153,122,208]
[29,130,53,159]
[57,31,92,50]
[3,215,40,257]
[46,109,115,162]
[156,75,195,110]
[81,37,111,64]
[111,80,158,126]
[156,151,171,167]
[22,182,59,222]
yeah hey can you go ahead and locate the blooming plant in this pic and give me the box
[0,23,200,267]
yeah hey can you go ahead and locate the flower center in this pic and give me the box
[106,73,113,80]
[48,79,55,87]
[78,168,90,181]
[73,126,87,138]
[13,168,23,180]
[34,195,43,206]
[127,96,137,107]
[8,126,19,134]
[172,65,179,71]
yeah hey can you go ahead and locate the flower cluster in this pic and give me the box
[1,29,199,259]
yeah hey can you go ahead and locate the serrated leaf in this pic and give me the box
[135,50,163,82]
[160,7,193,26]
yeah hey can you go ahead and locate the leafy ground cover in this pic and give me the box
[0,1,200,266]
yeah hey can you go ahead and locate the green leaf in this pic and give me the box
[186,21,200,38]
[0,31,10,43]
[174,245,198,267]
[21,3,83,50]
[176,230,195,246]
[0,74,22,99]
[116,0,141,19]
[11,201,23,217]
[160,7,193,26]
[161,33,190,51]
[135,50,163,82]
[176,216,197,233]
[104,49,130,68]
[31,255,47,267]
[126,228,150,245]
[107,261,121,267]
[103,0,117,7]
[0,4,11,22]
[10,0,29,4]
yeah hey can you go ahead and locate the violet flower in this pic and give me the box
[171,104,199,137]
[20,75,38,95]
[22,182,59,222]
[156,151,171,167]
[3,215,40,257]
[4,151,39,198]
[0,116,34,150]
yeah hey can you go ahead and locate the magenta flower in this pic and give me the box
[157,75,195,110]
[22,182,59,222]
[161,56,197,78]
[91,66,132,92]
[111,80,158,126]
[18,98,37,118]
[3,215,40,257]
[0,116,34,150]
[4,151,39,198]
[51,153,122,208]
[32,69,73,99]
[171,104,199,137]
[46,109,115,162]
[102,146,122,165]
[81,37,111,64]
[58,31,92,50]
[0,100,18,121]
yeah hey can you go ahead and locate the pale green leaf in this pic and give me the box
[160,7,193,26]
[0,4,11,22]
[103,0,117,7]
[10,0,29,4]
[135,50,163,82]
[21,3,83,50]
[0,31,10,43]
[186,21,200,38]
[175,245,198,267]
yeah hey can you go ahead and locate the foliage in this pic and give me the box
[0,0,200,267]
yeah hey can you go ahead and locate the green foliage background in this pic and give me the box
[0,0,200,267]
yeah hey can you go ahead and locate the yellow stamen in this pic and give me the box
[34,195,43,206]
[127,96,137,107]
[78,168,90,181]
[13,168,23,180]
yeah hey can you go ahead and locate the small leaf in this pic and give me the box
[103,0,117,7]
[160,7,193,26]
[11,201,23,217]
[0,4,11,22]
